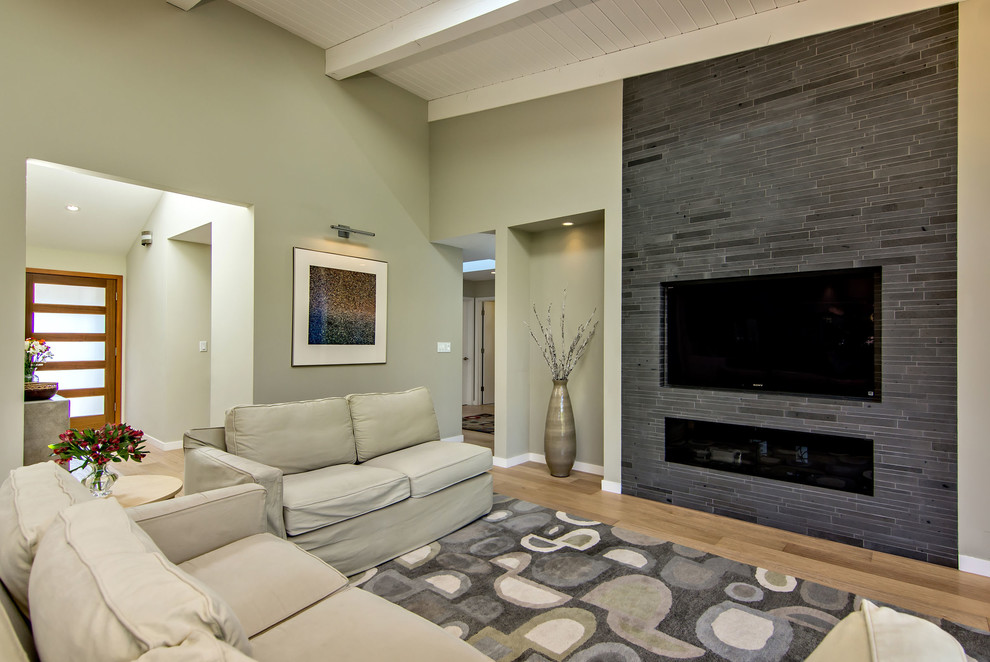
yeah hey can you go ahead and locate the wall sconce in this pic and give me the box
[140,231,153,247]
[330,224,375,239]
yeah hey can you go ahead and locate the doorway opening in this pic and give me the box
[441,232,496,449]
[25,159,254,447]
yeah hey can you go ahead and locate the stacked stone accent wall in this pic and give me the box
[621,7,958,565]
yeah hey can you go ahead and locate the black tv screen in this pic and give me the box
[664,268,880,400]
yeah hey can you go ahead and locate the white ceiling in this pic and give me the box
[215,0,954,120]
[26,162,164,255]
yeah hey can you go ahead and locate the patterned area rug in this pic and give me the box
[463,413,495,435]
[355,495,990,661]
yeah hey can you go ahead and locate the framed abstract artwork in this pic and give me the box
[292,247,387,365]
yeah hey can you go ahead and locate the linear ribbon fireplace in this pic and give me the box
[664,417,874,496]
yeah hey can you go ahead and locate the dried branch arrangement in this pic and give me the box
[526,291,599,380]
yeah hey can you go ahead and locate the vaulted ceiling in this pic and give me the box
[197,0,953,120]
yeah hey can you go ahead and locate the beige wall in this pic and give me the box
[125,195,214,444]
[958,0,990,570]
[527,223,605,469]
[139,192,255,428]
[165,239,211,442]
[0,0,460,474]
[463,279,495,299]
[431,83,623,483]
[124,219,168,442]
[25,247,127,277]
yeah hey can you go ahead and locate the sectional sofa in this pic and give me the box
[0,462,491,661]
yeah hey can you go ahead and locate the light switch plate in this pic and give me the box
[437,341,451,353]
[199,341,208,352]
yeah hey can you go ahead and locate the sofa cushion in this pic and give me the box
[347,387,441,462]
[0,581,33,662]
[180,533,348,637]
[805,600,966,662]
[0,461,92,615]
[225,397,356,474]
[29,499,251,662]
[249,585,490,662]
[363,440,492,497]
[134,630,256,661]
[281,464,409,536]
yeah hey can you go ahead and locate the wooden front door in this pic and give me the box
[25,269,122,428]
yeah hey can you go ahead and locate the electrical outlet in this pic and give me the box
[437,342,451,353]
[199,341,208,352]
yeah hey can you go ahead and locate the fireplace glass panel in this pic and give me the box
[664,417,874,496]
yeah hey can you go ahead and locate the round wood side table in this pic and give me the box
[109,474,183,508]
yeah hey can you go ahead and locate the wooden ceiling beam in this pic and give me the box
[325,0,559,80]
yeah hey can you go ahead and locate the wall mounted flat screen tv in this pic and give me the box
[664,268,880,400]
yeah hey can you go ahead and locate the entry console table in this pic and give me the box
[23,397,69,466]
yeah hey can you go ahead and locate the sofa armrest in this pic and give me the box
[128,484,268,564]
[184,426,227,451]
[184,446,286,539]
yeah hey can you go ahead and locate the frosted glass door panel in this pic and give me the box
[68,396,104,418]
[45,341,105,362]
[27,270,120,428]
[33,284,105,306]
[33,312,105,334]
[41,369,105,390]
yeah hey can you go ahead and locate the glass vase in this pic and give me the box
[26,362,43,382]
[83,463,118,498]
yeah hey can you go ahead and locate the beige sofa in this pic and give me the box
[183,387,494,575]
[0,462,491,662]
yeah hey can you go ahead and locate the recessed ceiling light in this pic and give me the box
[66,204,80,212]
[562,221,574,226]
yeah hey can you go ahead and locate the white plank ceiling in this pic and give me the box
[214,0,956,119]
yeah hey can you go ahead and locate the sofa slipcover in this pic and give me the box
[347,388,441,462]
[179,534,348,637]
[1,466,493,662]
[185,386,494,575]
[363,439,494,498]
[281,464,409,536]
[225,397,356,473]
[29,499,251,662]
[0,461,93,615]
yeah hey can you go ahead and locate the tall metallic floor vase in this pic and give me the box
[544,379,576,477]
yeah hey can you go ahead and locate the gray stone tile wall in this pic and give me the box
[621,7,958,565]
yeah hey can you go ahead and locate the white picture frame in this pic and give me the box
[292,247,387,366]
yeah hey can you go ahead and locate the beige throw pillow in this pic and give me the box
[805,599,967,661]
[29,499,251,662]
[0,462,92,615]
[348,387,441,462]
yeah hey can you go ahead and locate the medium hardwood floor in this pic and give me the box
[462,403,494,452]
[122,444,990,631]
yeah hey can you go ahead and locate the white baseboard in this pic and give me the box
[571,459,605,476]
[492,453,532,469]
[492,452,604,476]
[145,435,182,452]
[601,480,622,494]
[959,555,990,578]
[442,435,465,443]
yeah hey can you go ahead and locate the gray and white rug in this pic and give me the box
[355,495,989,661]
